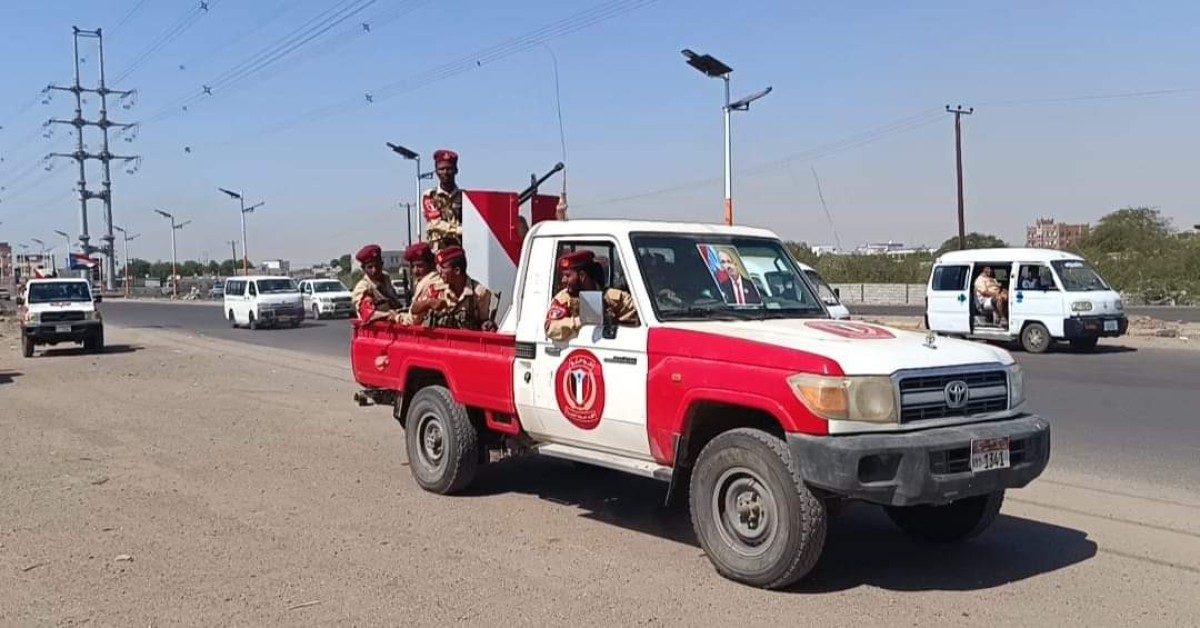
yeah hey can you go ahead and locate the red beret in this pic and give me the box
[404,242,433,263]
[433,149,458,165]
[436,245,465,266]
[356,244,382,264]
[558,250,595,270]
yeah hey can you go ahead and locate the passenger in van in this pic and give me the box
[351,244,404,323]
[1019,267,1039,290]
[973,266,1009,325]
[545,250,639,341]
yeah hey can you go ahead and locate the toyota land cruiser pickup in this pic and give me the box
[350,219,1051,589]
[17,277,105,357]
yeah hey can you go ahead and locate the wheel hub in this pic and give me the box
[712,468,778,557]
[420,417,444,465]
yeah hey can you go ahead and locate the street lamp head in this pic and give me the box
[681,48,732,78]
[32,238,45,245]
[54,230,69,238]
[114,226,126,234]
[729,86,773,111]
[154,209,173,219]
[218,187,242,200]
[175,220,192,230]
[387,142,419,160]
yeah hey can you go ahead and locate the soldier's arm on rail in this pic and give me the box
[544,298,580,341]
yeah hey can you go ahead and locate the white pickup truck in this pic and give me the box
[351,219,1051,589]
[16,277,105,357]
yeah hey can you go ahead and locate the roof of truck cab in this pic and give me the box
[24,277,90,284]
[527,219,777,240]
[226,275,293,281]
[934,247,1085,264]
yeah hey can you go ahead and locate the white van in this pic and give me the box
[796,262,850,319]
[926,248,1126,353]
[297,278,354,319]
[223,275,304,329]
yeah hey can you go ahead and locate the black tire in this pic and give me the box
[689,428,827,589]
[22,335,34,358]
[228,309,238,328]
[85,328,105,354]
[1069,337,1098,352]
[290,319,301,328]
[248,312,258,330]
[1020,322,1051,353]
[404,385,479,495]
[884,490,1005,542]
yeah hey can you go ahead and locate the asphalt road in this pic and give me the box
[851,304,1200,322]
[103,300,1200,491]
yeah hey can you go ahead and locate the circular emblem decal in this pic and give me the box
[554,349,607,430]
[805,321,896,339]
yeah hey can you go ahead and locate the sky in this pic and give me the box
[1,0,1199,266]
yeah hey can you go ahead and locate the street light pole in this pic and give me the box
[387,142,422,245]
[682,49,772,227]
[154,209,190,299]
[219,188,264,276]
[114,226,139,298]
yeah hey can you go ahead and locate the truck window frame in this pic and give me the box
[549,238,642,329]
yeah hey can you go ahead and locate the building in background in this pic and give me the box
[1026,218,1089,249]
[0,242,11,283]
[854,241,930,256]
[260,259,291,274]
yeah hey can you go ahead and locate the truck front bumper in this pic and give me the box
[788,414,1050,507]
[23,320,102,344]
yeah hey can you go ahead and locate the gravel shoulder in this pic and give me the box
[1,322,1198,626]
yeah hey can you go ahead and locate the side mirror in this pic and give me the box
[93,294,103,303]
[578,290,604,326]
[833,287,841,299]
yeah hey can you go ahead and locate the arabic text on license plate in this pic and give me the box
[1104,319,1118,332]
[55,324,72,333]
[970,437,1010,473]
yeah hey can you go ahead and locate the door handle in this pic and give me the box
[544,346,561,356]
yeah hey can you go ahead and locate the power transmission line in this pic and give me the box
[110,0,221,86]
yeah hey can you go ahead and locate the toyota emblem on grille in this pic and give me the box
[944,380,970,409]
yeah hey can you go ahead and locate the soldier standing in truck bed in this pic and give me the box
[422,149,463,252]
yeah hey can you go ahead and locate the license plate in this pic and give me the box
[1104,320,1118,332]
[970,437,1011,473]
[55,324,72,333]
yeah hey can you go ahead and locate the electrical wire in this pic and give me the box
[111,0,222,86]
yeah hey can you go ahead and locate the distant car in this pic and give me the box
[207,282,225,299]
[223,275,303,329]
[297,278,354,319]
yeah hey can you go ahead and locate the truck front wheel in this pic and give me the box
[22,335,34,358]
[884,490,1004,542]
[405,385,479,495]
[689,428,827,589]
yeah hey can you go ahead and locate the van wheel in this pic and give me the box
[1020,322,1051,353]
[228,309,237,328]
[22,335,34,358]
[689,428,827,589]
[248,312,258,330]
[1069,337,1098,352]
[884,490,1004,542]
[404,385,479,495]
[311,304,322,320]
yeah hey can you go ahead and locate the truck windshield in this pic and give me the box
[313,281,347,293]
[27,282,92,303]
[632,233,827,321]
[257,279,298,294]
[1051,260,1111,292]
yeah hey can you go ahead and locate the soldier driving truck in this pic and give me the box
[350,176,1051,590]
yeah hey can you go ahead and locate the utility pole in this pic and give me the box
[228,240,238,274]
[48,27,139,290]
[114,226,139,298]
[399,202,414,248]
[154,209,189,299]
[946,105,974,251]
[218,188,264,276]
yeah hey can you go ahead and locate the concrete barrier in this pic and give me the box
[830,283,927,305]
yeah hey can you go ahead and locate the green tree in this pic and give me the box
[1076,207,1194,303]
[933,233,1009,258]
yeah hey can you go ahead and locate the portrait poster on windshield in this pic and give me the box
[696,244,763,306]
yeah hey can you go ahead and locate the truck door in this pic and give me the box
[513,235,653,461]
[927,263,971,333]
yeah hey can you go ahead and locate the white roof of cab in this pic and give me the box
[527,218,777,240]
[25,277,91,284]
[227,275,293,281]
[934,247,1085,264]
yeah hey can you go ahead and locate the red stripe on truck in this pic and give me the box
[645,328,844,465]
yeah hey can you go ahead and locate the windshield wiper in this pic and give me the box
[668,306,744,321]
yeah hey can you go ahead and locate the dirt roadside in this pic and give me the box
[2,323,1198,626]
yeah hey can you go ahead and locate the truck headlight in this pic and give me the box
[25,311,40,324]
[1007,363,1024,409]
[787,374,897,423]
[1071,301,1093,312]
[1114,299,1124,311]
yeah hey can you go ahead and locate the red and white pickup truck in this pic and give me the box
[351,219,1051,589]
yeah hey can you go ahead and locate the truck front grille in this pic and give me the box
[897,369,1009,422]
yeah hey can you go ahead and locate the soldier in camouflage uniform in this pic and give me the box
[422,149,463,253]
[350,244,404,323]
[545,250,639,342]
[409,245,497,331]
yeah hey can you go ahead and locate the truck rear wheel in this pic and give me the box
[22,335,34,358]
[689,428,826,589]
[405,385,479,495]
[884,490,1004,542]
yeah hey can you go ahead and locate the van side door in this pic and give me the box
[1011,263,1064,337]
[927,264,971,333]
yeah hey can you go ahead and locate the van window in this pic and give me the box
[1018,264,1057,291]
[932,265,969,291]
[248,282,258,297]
